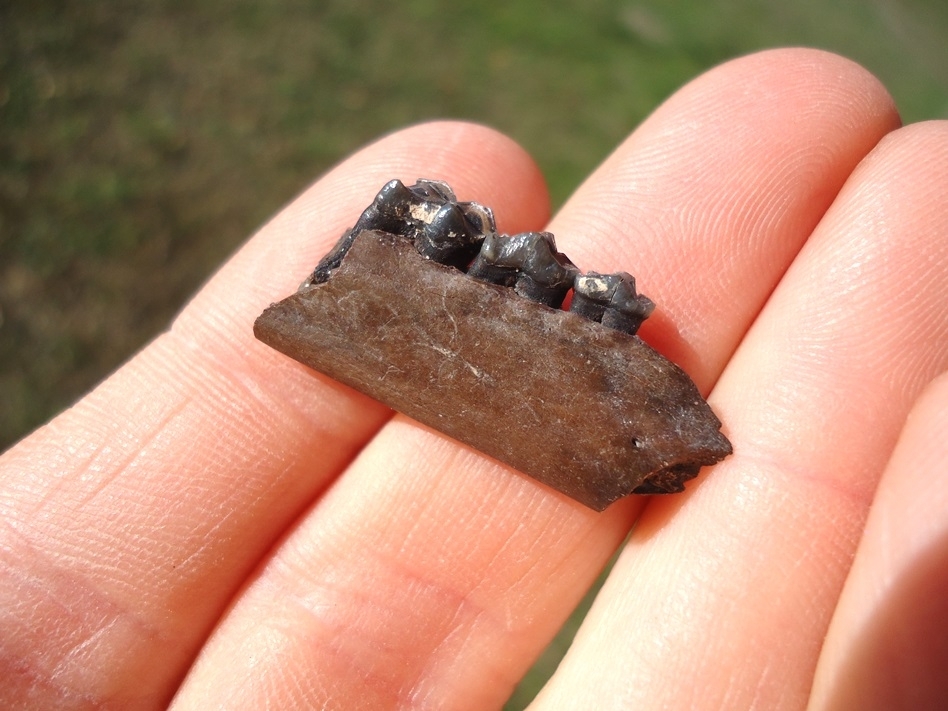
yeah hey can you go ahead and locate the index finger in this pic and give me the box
[0,121,548,707]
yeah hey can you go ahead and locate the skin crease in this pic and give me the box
[0,48,946,710]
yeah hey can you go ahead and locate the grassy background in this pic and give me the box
[2,1,946,707]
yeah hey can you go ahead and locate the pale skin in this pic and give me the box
[2,48,947,710]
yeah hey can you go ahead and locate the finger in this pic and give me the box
[170,50,898,710]
[534,121,948,710]
[0,122,549,707]
[551,48,898,386]
[808,374,948,710]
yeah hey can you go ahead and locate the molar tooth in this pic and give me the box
[569,272,612,322]
[570,271,654,335]
[468,232,578,307]
[467,233,518,286]
[375,178,414,215]
[351,178,417,236]
[601,294,655,335]
[416,202,483,267]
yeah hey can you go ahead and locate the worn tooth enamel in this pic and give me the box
[417,202,483,267]
[457,200,496,236]
[571,271,654,335]
[413,178,456,203]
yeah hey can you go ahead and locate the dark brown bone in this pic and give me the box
[255,230,732,511]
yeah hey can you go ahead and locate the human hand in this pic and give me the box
[2,48,946,710]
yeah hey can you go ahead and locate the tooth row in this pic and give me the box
[307,179,655,336]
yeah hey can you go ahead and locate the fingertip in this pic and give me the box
[852,119,948,217]
[551,47,900,391]
[681,48,899,134]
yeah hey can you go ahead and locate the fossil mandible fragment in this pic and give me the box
[256,179,732,510]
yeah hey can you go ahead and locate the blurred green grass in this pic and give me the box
[1,1,946,707]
